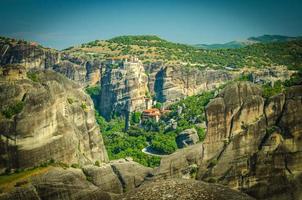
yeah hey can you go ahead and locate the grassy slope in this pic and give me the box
[63,35,302,70]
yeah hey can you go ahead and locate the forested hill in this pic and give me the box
[63,35,302,70]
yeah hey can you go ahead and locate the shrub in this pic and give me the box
[94,160,100,167]
[26,72,39,82]
[2,101,25,119]
[154,102,162,109]
[81,102,87,110]
[196,127,206,141]
[150,134,177,154]
[71,163,80,168]
[262,80,283,98]
[131,112,141,124]
[67,98,74,104]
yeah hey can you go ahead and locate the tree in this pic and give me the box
[131,112,141,124]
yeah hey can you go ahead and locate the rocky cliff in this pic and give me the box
[0,66,108,172]
[0,159,152,200]
[145,63,232,104]
[0,38,60,69]
[100,58,149,119]
[0,37,101,86]
[155,81,302,200]
[53,54,102,87]
[99,59,293,118]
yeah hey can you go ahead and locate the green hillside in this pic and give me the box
[64,35,302,70]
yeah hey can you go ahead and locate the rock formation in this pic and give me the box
[121,178,255,200]
[53,55,102,87]
[145,63,233,104]
[0,38,60,70]
[0,159,152,200]
[176,128,199,148]
[99,58,149,119]
[0,38,101,86]
[156,81,302,200]
[0,66,108,172]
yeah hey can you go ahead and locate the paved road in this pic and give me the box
[141,145,168,157]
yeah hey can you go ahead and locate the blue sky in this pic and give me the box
[0,0,301,49]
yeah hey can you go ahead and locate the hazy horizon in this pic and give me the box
[1,0,302,49]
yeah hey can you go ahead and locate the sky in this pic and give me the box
[0,0,302,49]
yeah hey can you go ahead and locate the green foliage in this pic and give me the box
[153,102,162,109]
[71,163,80,168]
[94,112,161,167]
[86,175,93,182]
[166,91,214,132]
[85,86,101,96]
[131,112,141,124]
[67,98,74,104]
[127,126,145,137]
[81,102,87,110]
[85,86,101,107]
[196,127,206,141]
[283,69,302,87]
[236,73,253,82]
[262,80,283,98]
[2,101,25,119]
[66,35,302,70]
[150,133,177,154]
[26,72,39,82]
[94,160,100,167]
[95,112,108,132]
[141,118,161,132]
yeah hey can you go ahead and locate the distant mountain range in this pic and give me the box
[194,35,302,49]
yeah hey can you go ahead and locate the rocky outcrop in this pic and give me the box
[0,38,60,69]
[99,61,233,118]
[0,159,152,200]
[53,55,102,86]
[154,81,302,200]
[0,38,101,86]
[200,82,302,200]
[0,67,108,171]
[154,143,204,179]
[176,128,199,148]
[0,167,113,200]
[122,178,255,200]
[146,64,232,104]
[100,58,148,119]
[82,159,152,194]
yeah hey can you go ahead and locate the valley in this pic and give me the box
[0,34,301,200]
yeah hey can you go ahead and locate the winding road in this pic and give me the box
[141,143,168,157]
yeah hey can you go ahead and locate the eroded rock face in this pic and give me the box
[100,59,148,119]
[0,167,113,200]
[0,39,101,86]
[148,65,232,104]
[82,159,152,194]
[155,82,302,200]
[0,68,108,171]
[176,128,199,148]
[154,143,204,179]
[201,82,302,200]
[110,159,153,192]
[53,55,102,87]
[0,159,152,200]
[0,39,60,69]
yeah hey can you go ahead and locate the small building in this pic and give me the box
[141,108,161,122]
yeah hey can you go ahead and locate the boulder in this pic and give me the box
[121,179,255,200]
[176,128,199,148]
[110,159,153,192]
